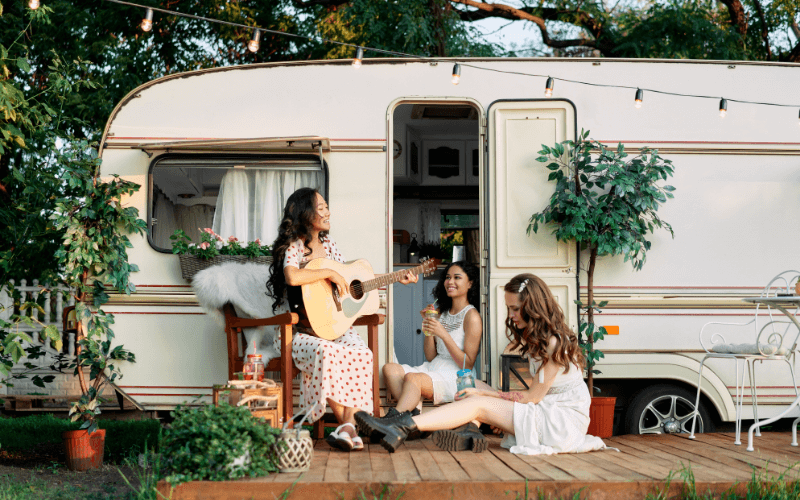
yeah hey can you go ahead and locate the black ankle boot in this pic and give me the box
[431,423,487,453]
[355,411,418,453]
[380,407,402,420]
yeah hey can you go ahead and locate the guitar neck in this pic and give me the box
[358,263,429,294]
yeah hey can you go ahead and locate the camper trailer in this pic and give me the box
[42,57,800,434]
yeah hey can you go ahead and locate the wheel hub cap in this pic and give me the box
[664,419,681,434]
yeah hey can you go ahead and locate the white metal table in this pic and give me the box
[741,295,800,451]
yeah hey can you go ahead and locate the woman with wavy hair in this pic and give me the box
[355,273,608,455]
[266,187,417,452]
[381,261,482,419]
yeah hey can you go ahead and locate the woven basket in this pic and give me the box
[275,428,313,473]
[178,254,273,281]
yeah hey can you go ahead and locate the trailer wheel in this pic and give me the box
[625,384,714,435]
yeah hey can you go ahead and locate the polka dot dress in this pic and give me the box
[273,236,374,423]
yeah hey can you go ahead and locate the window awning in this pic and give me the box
[133,136,330,155]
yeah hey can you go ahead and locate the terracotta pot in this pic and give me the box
[587,397,616,438]
[63,429,106,471]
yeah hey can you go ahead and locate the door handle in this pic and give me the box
[416,329,421,335]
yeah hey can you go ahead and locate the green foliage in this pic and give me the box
[529,130,676,392]
[159,403,282,485]
[170,229,272,260]
[0,414,160,463]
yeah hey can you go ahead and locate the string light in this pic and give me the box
[248,30,261,53]
[100,0,800,121]
[797,109,799,126]
[635,89,643,109]
[352,47,363,68]
[28,0,40,9]
[719,98,728,118]
[140,8,153,32]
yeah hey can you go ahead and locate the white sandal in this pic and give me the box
[326,423,359,452]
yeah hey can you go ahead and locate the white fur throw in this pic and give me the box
[192,262,281,364]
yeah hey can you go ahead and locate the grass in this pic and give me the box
[0,474,127,500]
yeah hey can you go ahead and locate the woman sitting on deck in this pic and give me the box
[355,273,607,455]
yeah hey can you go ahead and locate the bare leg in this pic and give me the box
[327,398,358,438]
[382,363,406,402]
[396,373,434,413]
[412,396,515,435]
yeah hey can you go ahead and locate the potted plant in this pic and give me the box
[51,140,142,470]
[529,130,676,437]
[170,229,272,281]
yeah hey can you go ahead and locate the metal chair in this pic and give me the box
[689,270,800,447]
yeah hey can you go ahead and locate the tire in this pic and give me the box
[625,384,715,435]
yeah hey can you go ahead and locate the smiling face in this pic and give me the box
[444,265,472,299]
[310,192,330,233]
[505,290,528,330]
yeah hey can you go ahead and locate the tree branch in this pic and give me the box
[449,0,599,49]
[719,0,748,37]
[751,0,771,60]
[291,0,350,7]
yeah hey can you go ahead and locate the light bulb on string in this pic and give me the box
[797,109,799,126]
[248,30,261,53]
[544,77,554,97]
[635,89,643,109]
[352,47,363,68]
[141,8,154,32]
[28,0,40,9]
[719,98,727,118]
[452,63,461,85]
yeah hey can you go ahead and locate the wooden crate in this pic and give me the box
[212,383,283,427]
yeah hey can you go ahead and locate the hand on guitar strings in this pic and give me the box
[398,270,418,285]
[327,270,350,297]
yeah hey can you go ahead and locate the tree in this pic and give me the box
[529,131,676,394]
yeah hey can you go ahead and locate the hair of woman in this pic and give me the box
[503,273,585,373]
[431,261,480,312]
[266,187,327,312]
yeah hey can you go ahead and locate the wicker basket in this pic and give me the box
[178,254,273,281]
[275,428,313,473]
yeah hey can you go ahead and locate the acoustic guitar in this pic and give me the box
[291,257,439,340]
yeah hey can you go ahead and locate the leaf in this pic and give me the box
[16,58,31,72]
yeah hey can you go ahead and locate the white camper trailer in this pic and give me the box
[84,57,799,434]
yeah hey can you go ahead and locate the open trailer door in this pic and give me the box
[486,100,578,386]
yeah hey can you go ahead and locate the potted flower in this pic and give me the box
[170,229,272,281]
[51,141,141,470]
[529,130,676,437]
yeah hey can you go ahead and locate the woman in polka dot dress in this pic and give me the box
[266,188,417,452]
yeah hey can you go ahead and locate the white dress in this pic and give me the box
[271,236,374,423]
[501,357,607,455]
[400,304,476,404]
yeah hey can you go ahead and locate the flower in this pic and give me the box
[228,236,238,243]
[199,242,210,250]
[254,239,261,245]
[215,240,224,250]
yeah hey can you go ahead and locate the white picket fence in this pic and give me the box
[0,280,80,396]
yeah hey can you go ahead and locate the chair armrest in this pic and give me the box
[354,314,385,326]
[223,303,299,328]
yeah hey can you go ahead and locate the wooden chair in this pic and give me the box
[222,303,383,438]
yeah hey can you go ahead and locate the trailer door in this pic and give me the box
[486,100,578,386]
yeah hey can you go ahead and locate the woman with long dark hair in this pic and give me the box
[355,274,608,456]
[381,261,482,419]
[266,187,417,452]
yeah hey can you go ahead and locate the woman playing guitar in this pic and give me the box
[266,187,418,452]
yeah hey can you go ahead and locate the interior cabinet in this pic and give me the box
[466,140,480,185]
[393,269,440,367]
[422,140,465,186]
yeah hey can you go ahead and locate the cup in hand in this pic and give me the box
[422,309,440,336]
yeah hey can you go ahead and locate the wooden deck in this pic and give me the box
[157,432,800,499]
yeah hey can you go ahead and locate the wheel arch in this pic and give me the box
[597,353,735,422]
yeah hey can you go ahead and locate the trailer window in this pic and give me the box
[148,156,326,252]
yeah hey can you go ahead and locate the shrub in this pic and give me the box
[159,403,282,485]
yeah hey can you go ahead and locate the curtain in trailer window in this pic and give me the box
[212,168,322,244]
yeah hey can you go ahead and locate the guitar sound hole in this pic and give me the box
[350,280,364,300]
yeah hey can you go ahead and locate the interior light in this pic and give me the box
[452,63,461,85]
[719,98,728,118]
[635,89,643,109]
[545,77,554,97]
[248,30,261,53]
[141,8,154,32]
[352,47,363,68]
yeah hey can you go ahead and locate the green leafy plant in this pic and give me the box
[49,141,144,433]
[529,130,676,394]
[169,229,271,260]
[159,403,282,485]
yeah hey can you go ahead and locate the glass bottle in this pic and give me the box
[243,354,265,382]
[456,368,475,393]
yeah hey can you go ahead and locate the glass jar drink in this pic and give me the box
[422,309,439,336]
[243,354,265,382]
[456,368,476,393]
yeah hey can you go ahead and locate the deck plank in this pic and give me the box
[409,448,446,481]
[540,454,605,481]
[370,451,397,483]
[450,450,498,481]
[349,448,373,482]
[515,454,576,481]
[635,436,751,480]
[478,450,524,481]
[391,447,422,482]
[603,438,695,479]
[487,448,552,481]
[576,450,650,481]
[429,451,471,481]
[687,432,800,471]
[649,435,762,475]
[298,449,329,482]
[322,449,349,482]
